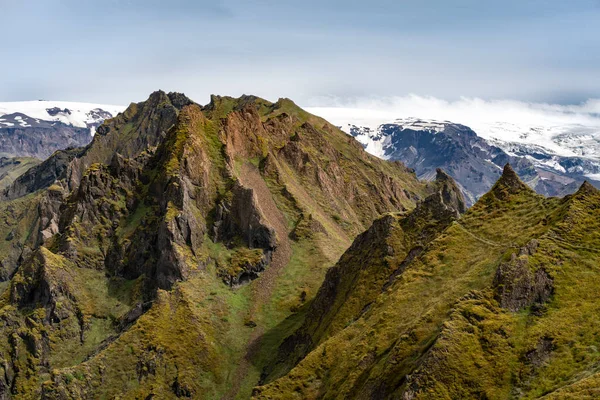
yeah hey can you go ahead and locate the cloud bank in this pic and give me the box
[307,96,600,130]
[306,96,600,158]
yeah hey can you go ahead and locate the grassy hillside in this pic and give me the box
[255,165,600,399]
[1,91,598,399]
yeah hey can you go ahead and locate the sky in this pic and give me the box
[1,0,599,107]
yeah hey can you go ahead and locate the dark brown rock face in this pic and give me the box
[436,168,467,214]
[10,249,78,324]
[214,183,277,250]
[2,148,83,200]
[494,240,554,312]
[525,336,555,368]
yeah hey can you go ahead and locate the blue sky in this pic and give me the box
[1,0,599,105]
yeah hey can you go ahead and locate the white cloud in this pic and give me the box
[305,96,600,158]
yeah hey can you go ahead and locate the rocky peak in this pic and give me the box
[404,168,466,228]
[490,163,533,200]
[203,94,233,112]
[167,92,195,109]
[500,163,526,187]
[3,91,189,201]
[435,168,467,215]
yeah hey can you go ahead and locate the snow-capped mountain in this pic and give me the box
[345,118,600,172]
[342,117,455,160]
[0,101,124,133]
[0,101,124,159]
[307,101,600,159]
[309,113,597,204]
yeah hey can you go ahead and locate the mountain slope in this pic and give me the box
[255,165,600,399]
[0,157,41,190]
[0,91,427,399]
[263,169,466,383]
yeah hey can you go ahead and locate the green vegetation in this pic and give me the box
[18,93,600,400]
[255,170,600,399]
[2,90,597,400]
[0,91,431,398]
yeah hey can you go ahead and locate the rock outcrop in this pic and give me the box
[490,163,534,200]
[493,239,554,312]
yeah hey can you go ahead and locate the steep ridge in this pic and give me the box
[400,181,600,399]
[0,91,427,398]
[255,165,600,399]
[263,169,466,383]
[1,90,186,200]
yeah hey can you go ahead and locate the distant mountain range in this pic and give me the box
[305,110,600,204]
[0,101,124,159]
[3,100,600,206]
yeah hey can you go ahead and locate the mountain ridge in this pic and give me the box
[0,90,428,399]
[0,92,599,399]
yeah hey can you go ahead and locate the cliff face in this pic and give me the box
[255,166,600,400]
[0,91,427,399]
[0,121,92,160]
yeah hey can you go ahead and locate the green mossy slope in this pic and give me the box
[255,165,600,399]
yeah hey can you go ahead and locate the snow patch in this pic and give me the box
[306,96,600,161]
[0,101,125,130]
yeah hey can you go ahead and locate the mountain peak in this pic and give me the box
[435,168,452,183]
[489,163,532,200]
[502,162,517,178]
[575,180,599,197]
[403,168,465,229]
[167,92,195,109]
[435,168,467,215]
[143,90,194,111]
